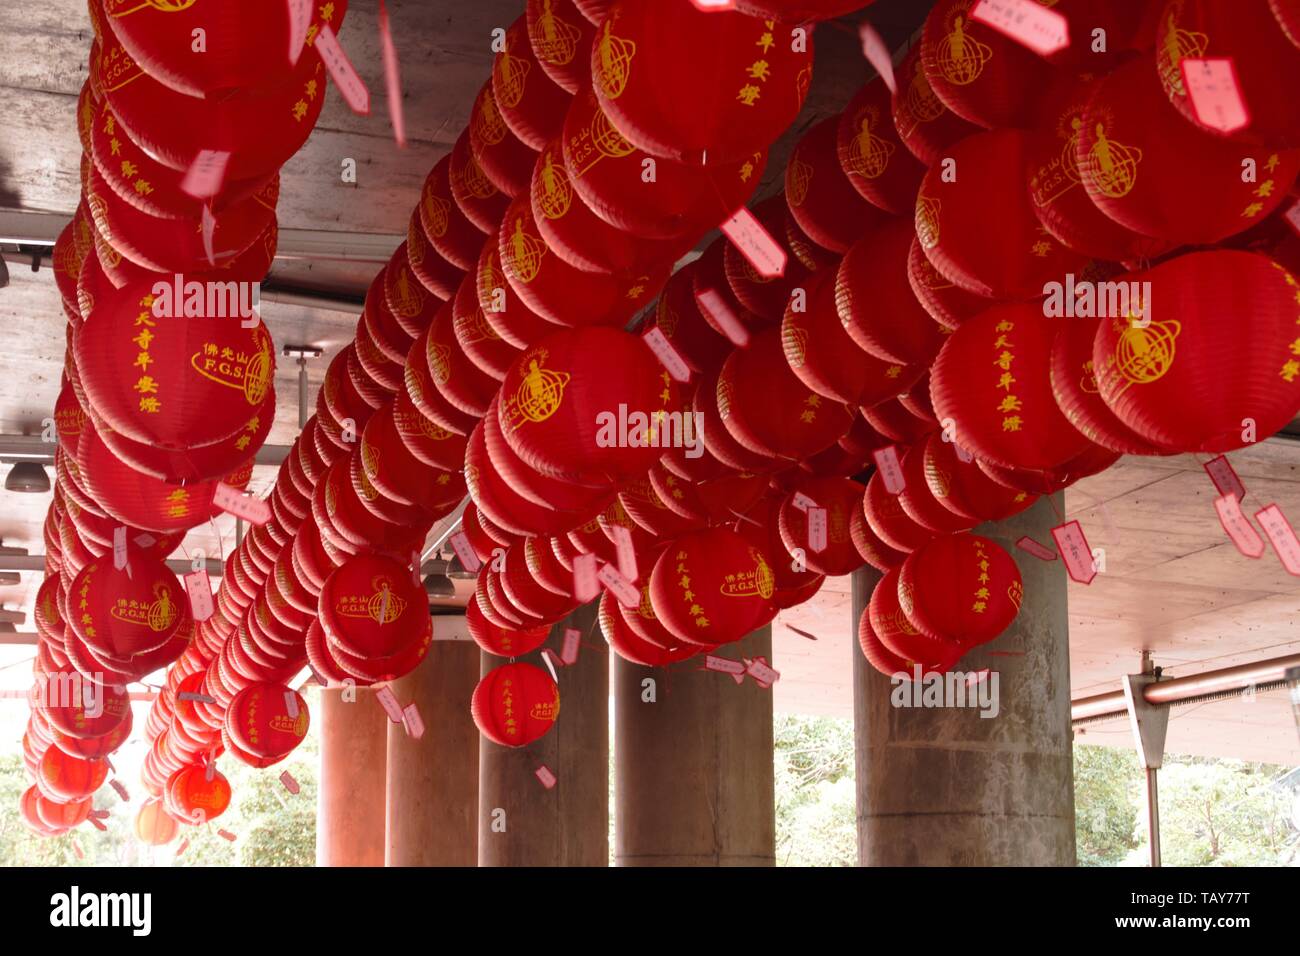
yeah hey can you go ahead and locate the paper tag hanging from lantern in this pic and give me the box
[1255,505,1300,576]
[1016,535,1057,562]
[858,20,896,93]
[610,525,638,582]
[287,0,312,65]
[180,149,230,201]
[969,0,1069,56]
[598,562,640,608]
[1215,494,1265,559]
[642,327,691,384]
[183,569,214,622]
[721,207,787,279]
[112,526,128,571]
[747,656,780,687]
[214,483,271,525]
[316,25,370,115]
[284,690,299,719]
[1180,58,1251,135]
[1051,520,1097,584]
[449,531,482,574]
[217,829,237,842]
[1204,455,1246,502]
[176,839,189,857]
[110,779,129,802]
[791,492,818,513]
[561,627,581,666]
[807,506,828,554]
[280,771,300,795]
[200,204,217,267]
[378,1,407,148]
[1285,201,1300,238]
[573,553,599,602]
[872,445,906,494]
[534,764,557,789]
[402,702,425,739]
[705,655,746,676]
[695,287,750,347]
[374,686,404,723]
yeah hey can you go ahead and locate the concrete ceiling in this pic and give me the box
[2,0,1298,771]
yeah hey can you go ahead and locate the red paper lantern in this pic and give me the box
[694,364,780,474]
[403,332,479,437]
[898,533,1022,647]
[906,234,993,332]
[469,81,539,200]
[601,590,700,666]
[648,527,774,646]
[225,683,309,762]
[930,302,1097,471]
[1093,250,1300,453]
[837,217,948,367]
[471,662,561,747]
[857,610,912,679]
[449,127,512,234]
[38,745,108,801]
[167,764,231,824]
[406,208,467,303]
[592,0,812,164]
[418,158,485,274]
[850,502,907,572]
[452,274,524,382]
[891,42,979,167]
[920,0,1053,130]
[1076,56,1300,245]
[135,797,179,845]
[787,117,890,254]
[723,195,810,323]
[498,326,678,481]
[40,666,132,739]
[495,16,573,150]
[718,328,854,461]
[898,442,976,535]
[868,566,962,670]
[915,129,1090,300]
[920,432,1039,523]
[837,76,926,216]
[476,236,557,349]
[467,597,551,657]
[35,791,94,832]
[51,706,133,760]
[527,0,597,94]
[978,444,1120,496]
[864,466,936,555]
[619,474,706,539]
[499,544,579,623]
[319,554,431,669]
[776,477,864,577]
[67,554,189,665]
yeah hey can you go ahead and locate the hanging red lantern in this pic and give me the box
[66,553,189,665]
[467,597,551,658]
[776,477,864,577]
[591,0,812,164]
[718,328,854,461]
[978,444,1120,495]
[35,791,94,833]
[850,502,907,572]
[648,527,775,646]
[859,610,920,679]
[403,331,480,437]
[891,42,979,167]
[361,403,466,517]
[602,590,701,666]
[425,299,500,418]
[863,462,937,555]
[898,532,1022,647]
[471,661,561,747]
[897,442,977,535]
[469,81,539,200]
[1077,56,1300,246]
[135,797,180,846]
[837,217,948,367]
[1093,250,1300,453]
[476,236,557,349]
[920,432,1038,523]
[407,208,467,303]
[40,664,132,739]
[449,127,512,234]
[787,117,890,254]
[498,326,679,481]
[930,302,1097,471]
[1274,0,1300,47]
[495,16,573,150]
[51,706,133,761]
[224,683,309,762]
[723,195,810,323]
[419,158,485,273]
[837,76,926,216]
[869,566,963,670]
[527,0,597,94]
[694,363,780,474]
[920,0,1053,130]
[619,474,706,539]
[563,84,764,240]
[1155,0,1300,147]
[906,234,993,333]
[452,275,523,381]
[693,237,771,344]
[319,554,431,670]
[167,764,231,824]
[915,129,1090,300]
[37,745,108,801]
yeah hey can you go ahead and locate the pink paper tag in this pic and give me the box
[597,562,640,608]
[448,530,482,573]
[1180,57,1250,134]
[112,526,128,570]
[217,829,237,842]
[110,779,129,802]
[287,0,312,65]
[573,553,599,603]
[1285,201,1300,238]
[176,839,189,857]
[1016,535,1057,562]
[133,532,156,548]
[178,691,216,704]
[791,492,818,513]
[374,686,404,722]
[695,287,750,347]
[184,569,214,622]
[561,627,581,665]
[72,839,85,857]
[284,690,299,719]
[704,655,746,675]
[204,758,216,782]
[378,0,406,147]
[402,702,425,739]
[642,326,691,383]
[969,0,1069,56]
[720,207,787,279]
[609,525,638,582]
[954,442,975,464]
[88,808,110,820]
[180,150,230,201]
[807,506,828,554]
[747,657,780,686]
[1051,520,1097,584]
[316,24,370,115]
[280,771,300,795]
[1255,504,1300,576]
[200,203,216,267]
[1215,494,1265,559]
[213,483,271,525]
[858,20,896,93]
[534,764,558,789]
[873,445,906,494]
[1204,454,1246,501]
[87,817,107,832]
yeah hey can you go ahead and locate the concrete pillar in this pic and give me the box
[852,495,1076,866]
[614,626,775,867]
[477,601,608,866]
[385,626,480,866]
[316,686,389,867]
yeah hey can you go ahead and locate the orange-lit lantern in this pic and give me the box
[471,662,561,747]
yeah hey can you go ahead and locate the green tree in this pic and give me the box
[774,713,856,867]
[1073,742,1140,866]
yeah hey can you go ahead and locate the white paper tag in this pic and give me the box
[180,150,230,201]
[1255,504,1300,576]
[807,506,828,554]
[642,327,691,383]
[858,20,896,93]
[534,764,557,789]
[449,530,482,573]
[873,445,906,495]
[402,702,425,739]
[609,525,638,582]
[969,0,1069,56]
[1215,494,1265,559]
[112,526,128,570]
[280,770,300,795]
[573,553,599,602]
[316,24,371,115]
[214,483,271,525]
[747,657,780,686]
[287,0,312,65]
[791,491,818,513]
[1051,520,1096,584]
[184,569,214,622]
[1180,57,1250,134]
[720,207,787,279]
[695,287,750,347]
[284,690,299,719]
[597,562,640,608]
[561,627,581,666]
[374,686,404,722]
[704,655,746,675]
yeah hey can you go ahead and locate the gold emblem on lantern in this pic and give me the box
[336,575,408,624]
[473,88,508,146]
[455,150,499,200]
[787,154,813,206]
[901,56,945,132]
[508,353,570,426]
[1079,359,1100,395]
[427,341,452,385]
[782,324,809,369]
[106,0,198,15]
[505,216,547,283]
[389,265,424,319]
[847,106,895,179]
[537,152,573,220]
[915,194,942,249]
[936,13,993,86]
[455,307,499,346]
[422,191,450,239]
[109,582,178,632]
[1007,580,1023,611]
[1080,120,1142,199]
[1155,2,1208,98]
[718,549,776,600]
[1113,316,1181,390]
[655,297,679,337]
[530,0,582,67]
[361,441,380,480]
[924,458,951,498]
[594,21,636,100]
[716,373,735,421]
[357,467,380,502]
[592,107,636,159]
[494,46,531,109]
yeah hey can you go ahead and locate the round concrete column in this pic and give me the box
[477,601,609,866]
[385,621,480,867]
[316,685,389,867]
[614,626,776,867]
[852,495,1077,866]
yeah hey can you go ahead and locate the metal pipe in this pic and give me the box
[297,357,309,429]
[1146,767,1161,867]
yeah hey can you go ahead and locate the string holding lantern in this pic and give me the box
[471,662,561,747]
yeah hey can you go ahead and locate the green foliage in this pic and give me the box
[1073,743,1140,866]
[774,713,856,867]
